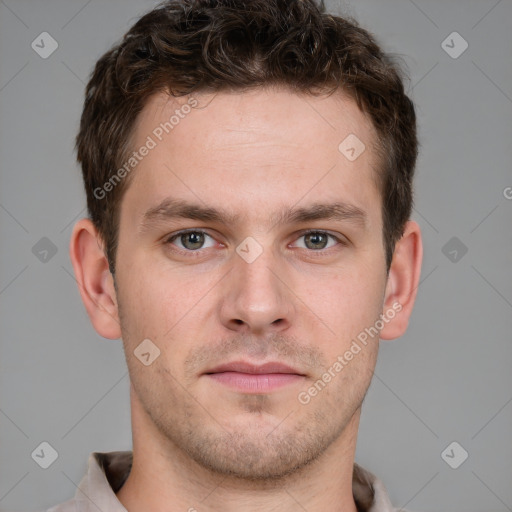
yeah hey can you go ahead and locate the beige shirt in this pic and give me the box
[45,451,405,512]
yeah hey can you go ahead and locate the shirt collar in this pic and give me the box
[65,451,397,512]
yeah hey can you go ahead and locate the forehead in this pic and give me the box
[121,86,382,231]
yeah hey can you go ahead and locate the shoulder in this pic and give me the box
[43,498,77,512]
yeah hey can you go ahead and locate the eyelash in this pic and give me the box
[163,229,347,256]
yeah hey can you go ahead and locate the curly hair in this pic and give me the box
[76,0,418,275]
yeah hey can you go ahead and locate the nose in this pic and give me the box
[218,245,294,335]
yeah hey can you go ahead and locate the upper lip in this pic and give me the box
[205,361,305,376]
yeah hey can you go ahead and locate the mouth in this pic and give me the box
[203,361,306,393]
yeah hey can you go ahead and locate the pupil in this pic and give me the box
[182,232,204,250]
[306,232,327,249]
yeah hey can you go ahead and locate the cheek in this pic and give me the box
[117,261,219,369]
[312,275,382,400]
[115,267,166,348]
[299,265,385,358]
[319,267,383,314]
[116,272,191,385]
[118,257,193,326]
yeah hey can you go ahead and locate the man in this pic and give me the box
[55,0,423,510]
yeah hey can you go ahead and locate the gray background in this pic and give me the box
[0,0,511,511]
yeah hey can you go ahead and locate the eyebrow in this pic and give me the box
[139,197,368,232]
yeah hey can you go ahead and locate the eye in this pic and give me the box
[163,229,345,255]
[165,230,216,251]
[291,231,343,251]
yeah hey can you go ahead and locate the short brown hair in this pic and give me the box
[76,0,418,275]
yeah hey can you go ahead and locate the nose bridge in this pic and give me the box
[220,240,293,332]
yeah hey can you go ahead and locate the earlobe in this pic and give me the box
[379,220,423,341]
[69,218,122,340]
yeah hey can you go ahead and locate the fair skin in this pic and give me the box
[70,86,422,512]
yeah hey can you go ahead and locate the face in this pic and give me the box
[113,87,389,480]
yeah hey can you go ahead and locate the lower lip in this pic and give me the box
[206,372,304,393]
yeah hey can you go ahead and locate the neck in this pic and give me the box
[116,386,360,512]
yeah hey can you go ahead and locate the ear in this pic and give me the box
[379,220,423,340]
[69,218,122,340]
